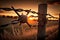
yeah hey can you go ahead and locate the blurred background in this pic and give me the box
[0,0,60,40]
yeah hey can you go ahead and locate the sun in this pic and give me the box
[28,17,34,20]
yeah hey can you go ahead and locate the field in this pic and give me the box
[0,17,59,40]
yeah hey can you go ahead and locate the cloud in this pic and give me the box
[0,10,4,13]
[47,0,60,4]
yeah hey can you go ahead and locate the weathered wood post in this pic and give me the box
[37,3,47,40]
[58,14,60,40]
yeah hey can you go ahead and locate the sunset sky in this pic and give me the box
[0,0,60,20]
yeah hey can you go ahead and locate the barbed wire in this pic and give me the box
[0,7,59,19]
[0,14,58,19]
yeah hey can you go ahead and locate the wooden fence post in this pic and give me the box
[37,3,47,40]
[58,14,60,40]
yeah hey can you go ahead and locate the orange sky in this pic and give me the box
[0,0,60,20]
